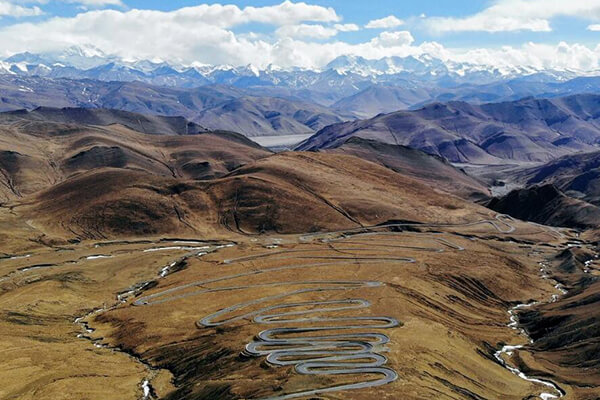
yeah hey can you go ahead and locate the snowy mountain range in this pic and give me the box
[0,47,590,93]
[1,47,600,132]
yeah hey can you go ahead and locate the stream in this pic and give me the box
[73,240,235,399]
[493,260,567,399]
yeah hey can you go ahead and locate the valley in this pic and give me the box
[2,202,598,399]
[1,93,600,399]
[0,95,599,399]
[2,5,600,398]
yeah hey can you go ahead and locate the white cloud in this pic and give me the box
[0,2,342,67]
[373,31,414,47]
[0,0,42,17]
[425,0,600,33]
[195,0,340,27]
[334,23,359,32]
[457,41,600,72]
[0,1,599,73]
[365,15,403,29]
[276,24,338,39]
[588,24,600,31]
[64,0,125,7]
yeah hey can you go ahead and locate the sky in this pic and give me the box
[2,0,600,71]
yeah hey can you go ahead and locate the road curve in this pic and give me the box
[299,214,516,242]
[133,218,526,399]
[135,255,409,399]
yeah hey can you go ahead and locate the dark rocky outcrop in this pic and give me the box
[486,184,600,229]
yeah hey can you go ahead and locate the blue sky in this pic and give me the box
[0,1,600,71]
[24,0,600,48]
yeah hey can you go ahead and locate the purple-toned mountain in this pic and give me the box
[298,94,600,164]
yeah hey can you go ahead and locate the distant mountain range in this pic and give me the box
[3,49,600,142]
[0,50,533,87]
[0,76,348,137]
[1,48,600,110]
[298,94,600,164]
[1,48,588,89]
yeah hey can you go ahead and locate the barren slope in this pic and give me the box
[486,184,600,229]
[507,149,600,206]
[23,152,493,239]
[299,95,600,164]
[0,120,270,201]
[324,137,490,200]
[195,96,344,137]
[0,107,207,135]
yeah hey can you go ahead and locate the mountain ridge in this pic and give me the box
[298,94,600,164]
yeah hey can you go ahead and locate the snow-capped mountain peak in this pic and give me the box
[0,50,597,93]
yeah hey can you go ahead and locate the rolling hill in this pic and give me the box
[22,151,492,239]
[0,112,271,202]
[331,85,433,119]
[0,107,494,239]
[0,77,349,138]
[323,137,490,200]
[194,96,344,137]
[506,150,600,206]
[0,107,208,135]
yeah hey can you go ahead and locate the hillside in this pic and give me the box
[506,150,600,206]
[486,184,600,229]
[195,96,344,137]
[331,85,433,119]
[0,117,270,202]
[24,152,492,239]
[0,77,346,137]
[0,107,208,135]
[324,137,490,200]
[298,94,600,164]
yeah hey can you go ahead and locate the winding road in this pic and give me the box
[5,214,575,399]
[134,259,407,399]
[134,220,514,399]
[128,215,566,400]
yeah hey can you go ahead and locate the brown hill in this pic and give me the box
[1,107,208,135]
[0,120,270,201]
[507,150,600,207]
[518,248,600,390]
[195,96,344,137]
[25,152,493,239]
[324,137,490,200]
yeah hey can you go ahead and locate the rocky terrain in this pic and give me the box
[324,137,490,200]
[486,184,600,229]
[195,96,343,137]
[506,150,600,206]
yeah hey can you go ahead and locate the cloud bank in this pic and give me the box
[0,1,600,72]
[424,0,600,33]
